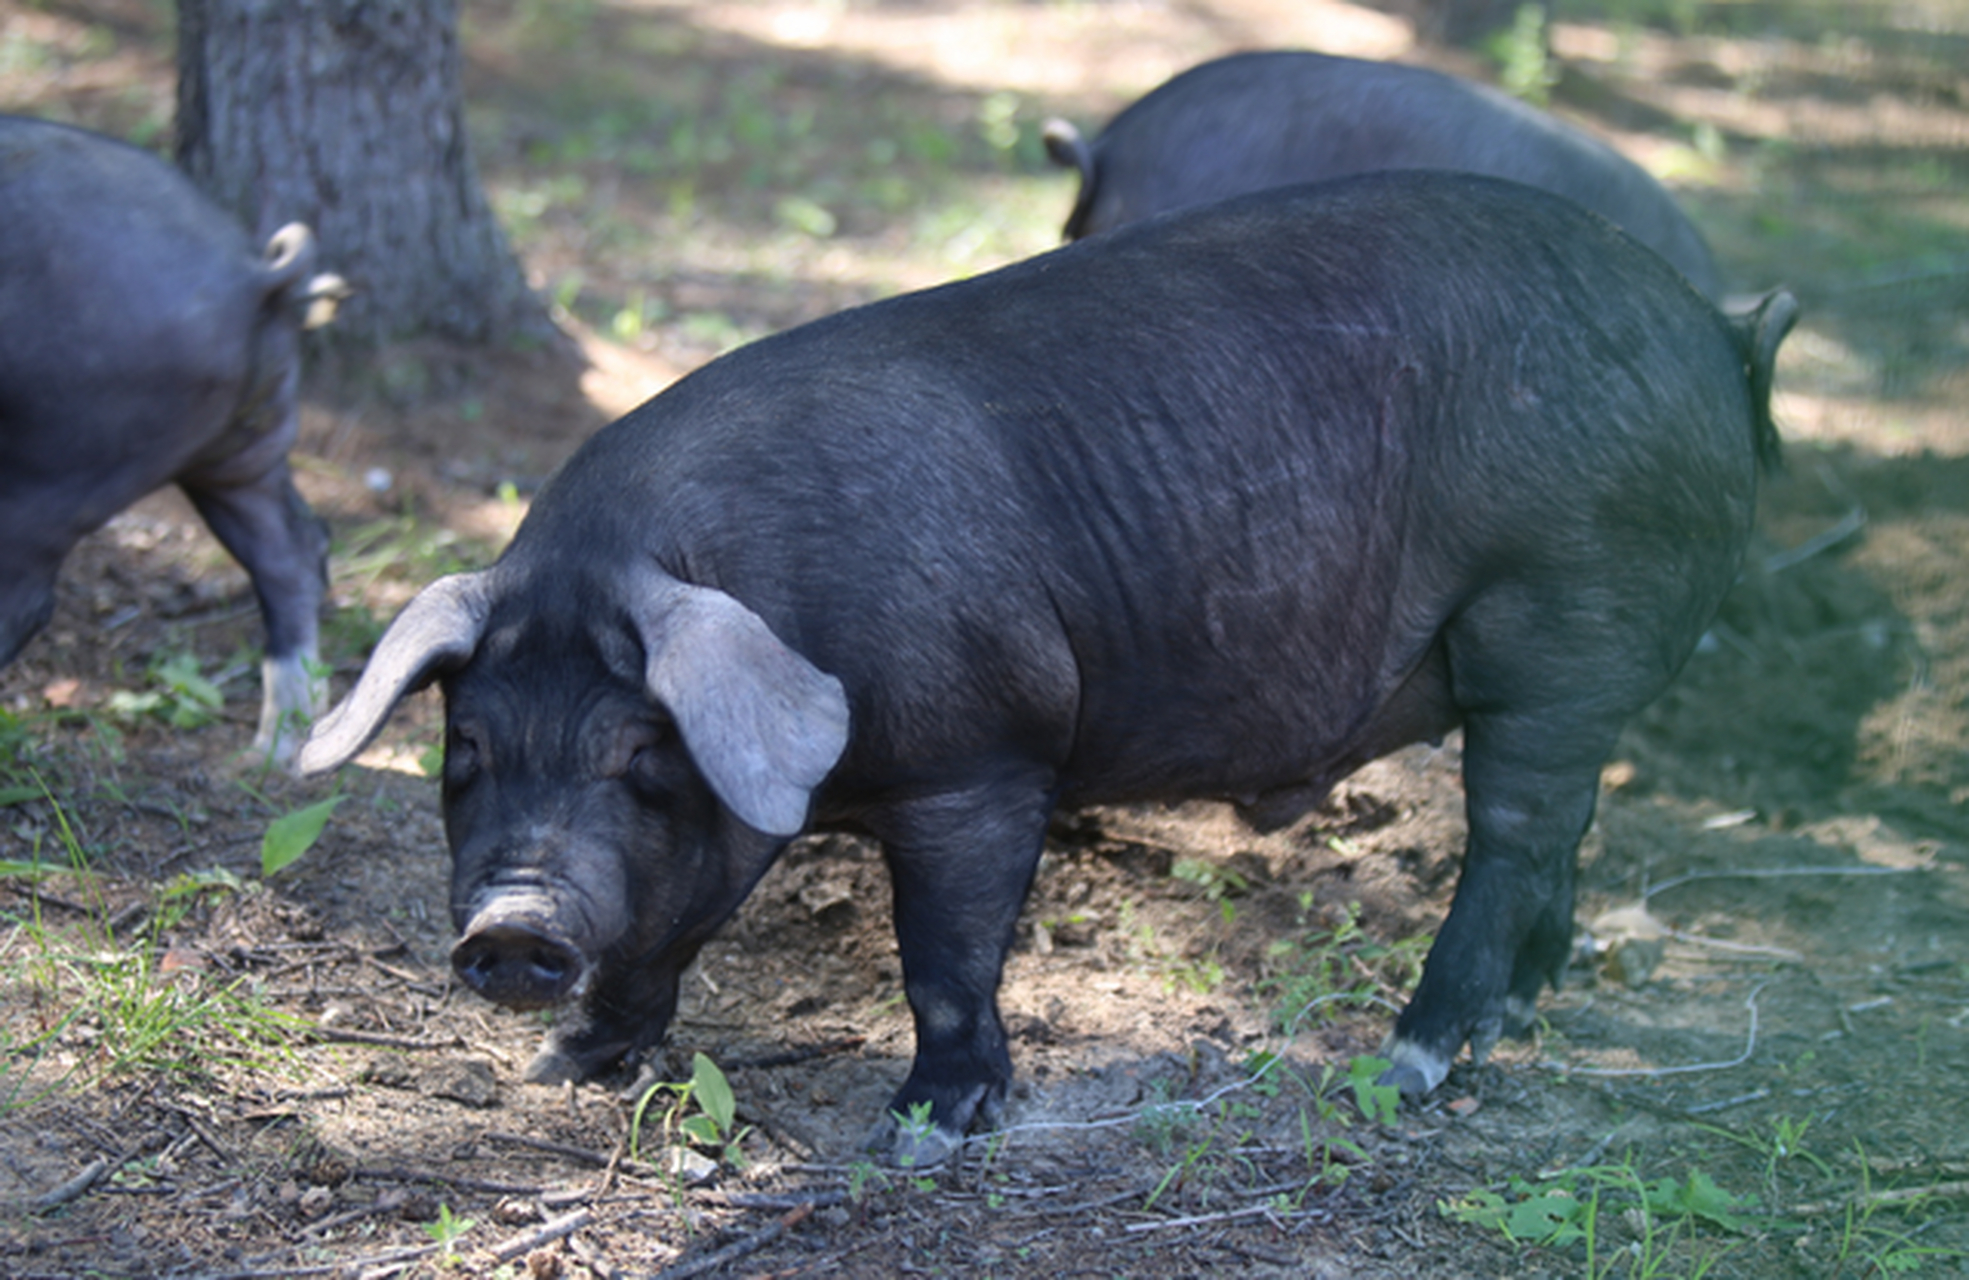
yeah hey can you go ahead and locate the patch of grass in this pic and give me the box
[1259,898,1429,1034]
[1117,897,1227,995]
[1441,1158,1752,1276]
[105,650,226,731]
[0,787,299,1107]
[331,514,497,606]
[1821,1144,1969,1275]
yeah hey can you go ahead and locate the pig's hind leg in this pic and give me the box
[1379,581,1685,1099]
[182,463,330,766]
[865,767,1057,1167]
[1379,705,1607,1099]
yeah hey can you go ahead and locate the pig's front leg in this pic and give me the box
[866,769,1056,1167]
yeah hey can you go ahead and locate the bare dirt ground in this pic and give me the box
[1,0,1967,1276]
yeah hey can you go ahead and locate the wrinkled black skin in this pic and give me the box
[1048,50,1724,298]
[0,116,326,678]
[429,174,1775,1146]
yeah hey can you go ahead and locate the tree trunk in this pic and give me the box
[175,0,554,348]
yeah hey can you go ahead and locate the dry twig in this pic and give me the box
[652,1201,815,1280]
[487,1206,594,1264]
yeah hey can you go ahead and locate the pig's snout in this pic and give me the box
[452,921,587,1010]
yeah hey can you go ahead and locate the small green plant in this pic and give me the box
[106,650,225,729]
[1825,1142,1969,1274]
[1442,1159,1751,1275]
[846,1156,891,1202]
[1260,900,1427,1034]
[422,1202,476,1259]
[1117,897,1229,994]
[1138,1090,1265,1211]
[889,1098,940,1183]
[1170,856,1248,923]
[1345,1054,1401,1127]
[628,1052,751,1165]
[156,867,245,930]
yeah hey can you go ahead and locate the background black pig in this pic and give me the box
[0,115,343,763]
[301,172,1794,1166]
[1044,50,1725,298]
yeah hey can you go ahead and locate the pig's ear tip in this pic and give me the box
[294,730,353,778]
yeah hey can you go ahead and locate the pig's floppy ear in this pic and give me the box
[634,580,849,837]
[297,571,496,776]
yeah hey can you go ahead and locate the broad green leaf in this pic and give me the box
[691,1051,736,1134]
[262,796,344,877]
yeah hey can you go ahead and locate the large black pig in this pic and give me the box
[0,115,343,763]
[301,172,1795,1164]
[1044,50,1724,298]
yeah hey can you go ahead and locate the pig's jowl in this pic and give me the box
[302,172,1795,1165]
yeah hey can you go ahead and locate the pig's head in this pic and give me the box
[299,562,850,1080]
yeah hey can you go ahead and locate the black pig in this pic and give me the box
[301,173,1795,1164]
[1044,50,1724,298]
[0,115,343,763]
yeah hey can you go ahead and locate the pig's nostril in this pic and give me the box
[452,925,584,1010]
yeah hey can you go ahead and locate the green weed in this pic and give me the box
[106,650,225,730]
[1825,1143,1969,1274]
[1260,899,1428,1034]
[1117,898,1228,994]
[628,1051,750,1165]
[1170,856,1248,923]
[1442,1158,1750,1276]
[422,1202,476,1259]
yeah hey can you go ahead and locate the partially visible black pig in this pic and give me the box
[300,172,1795,1165]
[0,115,344,764]
[1044,50,1724,298]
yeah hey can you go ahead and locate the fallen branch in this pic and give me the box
[484,1131,665,1184]
[352,1165,558,1197]
[1763,506,1866,574]
[308,1025,457,1052]
[712,1189,849,1211]
[27,1158,110,1214]
[1543,979,1771,1082]
[1644,864,1918,901]
[1124,1202,1280,1234]
[653,1201,814,1280]
[1793,1180,1969,1216]
[487,1206,593,1264]
[723,1035,866,1071]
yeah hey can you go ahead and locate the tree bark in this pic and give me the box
[175,0,554,348]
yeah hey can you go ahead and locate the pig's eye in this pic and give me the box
[446,724,486,782]
[624,725,681,792]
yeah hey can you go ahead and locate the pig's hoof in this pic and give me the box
[1502,993,1540,1039]
[523,1046,584,1085]
[1377,1037,1450,1101]
[864,1115,963,1170]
